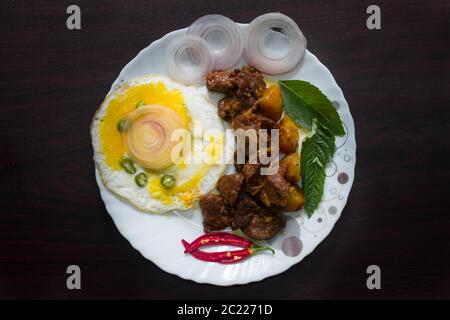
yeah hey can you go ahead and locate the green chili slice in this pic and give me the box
[119,158,136,174]
[135,100,145,108]
[161,174,176,188]
[117,118,127,132]
[135,172,148,187]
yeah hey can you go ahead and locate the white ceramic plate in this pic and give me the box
[94,24,356,286]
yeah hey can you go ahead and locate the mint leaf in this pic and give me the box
[301,124,335,216]
[279,80,345,136]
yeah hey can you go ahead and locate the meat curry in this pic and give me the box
[200,66,305,240]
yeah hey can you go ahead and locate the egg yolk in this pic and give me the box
[99,82,190,169]
[99,81,225,209]
[147,136,225,207]
[148,164,212,206]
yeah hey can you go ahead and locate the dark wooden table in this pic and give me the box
[1,0,449,299]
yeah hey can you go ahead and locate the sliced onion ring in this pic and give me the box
[243,12,307,75]
[188,14,244,70]
[122,105,184,170]
[166,35,215,85]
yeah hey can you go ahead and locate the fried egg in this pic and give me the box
[91,75,232,213]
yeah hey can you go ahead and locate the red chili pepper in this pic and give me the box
[183,232,252,254]
[181,240,216,261]
[181,238,274,264]
[203,246,274,264]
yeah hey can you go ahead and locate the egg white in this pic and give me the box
[91,75,233,213]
